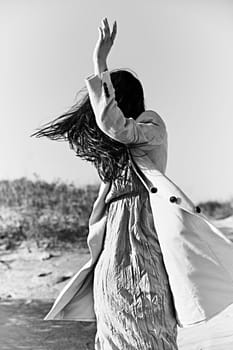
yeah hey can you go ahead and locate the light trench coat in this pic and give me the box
[44,70,233,328]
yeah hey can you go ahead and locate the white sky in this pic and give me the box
[1,0,233,202]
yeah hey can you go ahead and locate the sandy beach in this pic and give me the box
[1,217,233,350]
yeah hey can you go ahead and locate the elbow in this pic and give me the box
[96,104,126,141]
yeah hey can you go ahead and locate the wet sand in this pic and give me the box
[0,299,96,350]
[1,299,233,350]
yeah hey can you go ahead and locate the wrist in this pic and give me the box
[94,59,108,76]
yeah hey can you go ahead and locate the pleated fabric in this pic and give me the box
[93,165,178,350]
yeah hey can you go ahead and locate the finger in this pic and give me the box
[111,20,117,43]
[98,26,103,41]
[102,17,110,38]
[103,17,110,33]
[101,19,106,39]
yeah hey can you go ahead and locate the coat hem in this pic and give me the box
[43,316,96,322]
[177,301,233,328]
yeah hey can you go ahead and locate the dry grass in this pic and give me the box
[0,177,232,250]
[0,177,99,250]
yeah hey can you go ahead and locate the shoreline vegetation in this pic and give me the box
[0,177,99,251]
[0,177,233,301]
[0,177,233,251]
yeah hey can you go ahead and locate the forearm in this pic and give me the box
[94,59,108,77]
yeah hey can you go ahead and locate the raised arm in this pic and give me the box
[86,17,166,146]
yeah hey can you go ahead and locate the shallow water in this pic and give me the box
[1,299,233,350]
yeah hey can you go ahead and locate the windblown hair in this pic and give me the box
[31,69,146,183]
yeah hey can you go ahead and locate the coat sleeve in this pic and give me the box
[84,70,166,146]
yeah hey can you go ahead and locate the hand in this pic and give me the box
[93,17,117,66]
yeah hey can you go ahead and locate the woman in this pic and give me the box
[32,18,233,349]
[33,17,178,349]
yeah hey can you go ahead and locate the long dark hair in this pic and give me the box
[31,68,145,183]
